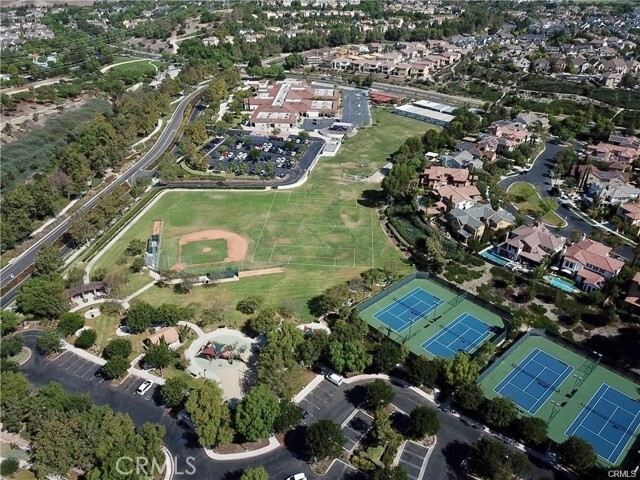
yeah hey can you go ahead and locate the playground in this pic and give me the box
[184,327,259,401]
[357,273,506,359]
[478,330,640,466]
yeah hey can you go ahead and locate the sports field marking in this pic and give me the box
[420,313,491,358]
[493,348,573,415]
[251,194,277,263]
[286,191,360,209]
[268,244,357,267]
[373,287,443,334]
[565,384,640,465]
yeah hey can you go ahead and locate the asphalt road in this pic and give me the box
[0,85,207,308]
[18,331,568,480]
[499,141,596,240]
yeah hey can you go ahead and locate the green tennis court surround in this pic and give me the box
[478,330,640,466]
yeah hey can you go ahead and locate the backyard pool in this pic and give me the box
[480,248,512,267]
[544,275,580,294]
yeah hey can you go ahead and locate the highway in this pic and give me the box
[0,84,207,308]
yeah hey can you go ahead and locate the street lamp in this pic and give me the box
[572,374,583,391]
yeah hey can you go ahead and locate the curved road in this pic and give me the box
[0,85,207,307]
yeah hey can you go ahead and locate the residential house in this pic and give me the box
[447,203,514,242]
[533,58,551,73]
[597,184,640,205]
[434,185,482,211]
[574,165,631,190]
[560,239,625,292]
[145,327,181,349]
[440,150,483,171]
[514,112,550,130]
[419,166,473,188]
[624,272,640,311]
[586,141,640,165]
[496,223,566,265]
[616,202,640,227]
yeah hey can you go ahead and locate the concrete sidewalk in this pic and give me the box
[203,435,280,460]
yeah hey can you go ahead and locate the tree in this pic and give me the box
[298,330,329,367]
[143,343,176,371]
[37,329,62,354]
[34,244,63,276]
[247,307,280,336]
[364,379,395,409]
[557,436,597,471]
[160,374,192,408]
[57,312,85,337]
[0,371,29,406]
[1,335,24,358]
[539,196,558,216]
[484,397,518,428]
[381,162,415,199]
[124,239,146,256]
[372,340,403,373]
[468,437,531,480]
[74,329,97,349]
[442,352,481,387]
[407,355,441,387]
[514,416,548,446]
[235,385,280,441]
[103,338,133,360]
[422,236,446,273]
[124,302,156,333]
[240,466,269,480]
[454,383,485,412]
[157,303,191,326]
[372,466,408,480]
[408,406,440,439]
[102,356,130,379]
[236,295,265,314]
[305,419,347,461]
[273,402,303,433]
[328,340,372,374]
[17,275,68,318]
[130,256,144,273]
[0,311,21,336]
[185,380,234,447]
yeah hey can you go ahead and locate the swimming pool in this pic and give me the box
[480,249,512,267]
[544,275,580,294]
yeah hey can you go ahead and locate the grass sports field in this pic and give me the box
[478,331,640,466]
[88,108,430,321]
[358,275,506,358]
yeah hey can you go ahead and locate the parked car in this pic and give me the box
[136,381,153,396]
[286,474,307,480]
[325,372,344,386]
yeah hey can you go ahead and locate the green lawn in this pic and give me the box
[181,238,228,264]
[507,182,565,226]
[85,107,430,322]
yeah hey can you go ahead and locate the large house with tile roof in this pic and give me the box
[447,203,514,243]
[496,223,566,265]
[560,239,625,292]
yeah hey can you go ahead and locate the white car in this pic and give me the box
[286,474,307,480]
[136,381,153,396]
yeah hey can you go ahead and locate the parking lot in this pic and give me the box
[398,441,431,480]
[341,88,370,127]
[342,409,373,453]
[47,350,161,401]
[204,133,312,179]
[297,378,353,423]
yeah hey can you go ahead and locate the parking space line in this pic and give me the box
[72,360,90,375]
[52,351,72,366]
[80,363,98,378]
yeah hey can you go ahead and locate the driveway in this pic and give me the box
[17,335,569,480]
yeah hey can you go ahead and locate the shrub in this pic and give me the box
[103,338,133,359]
[57,312,85,337]
[0,457,20,476]
[74,329,97,349]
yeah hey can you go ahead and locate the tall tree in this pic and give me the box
[102,356,130,379]
[364,379,395,410]
[305,419,347,461]
[442,352,481,387]
[408,406,440,439]
[34,245,63,276]
[17,275,68,318]
[160,374,193,409]
[484,397,518,428]
[557,436,597,471]
[240,466,269,480]
[235,385,280,441]
[185,381,234,447]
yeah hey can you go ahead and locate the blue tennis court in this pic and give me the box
[421,313,492,358]
[565,384,640,465]
[494,348,573,414]
[373,287,443,333]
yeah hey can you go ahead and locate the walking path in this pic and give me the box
[203,435,280,460]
